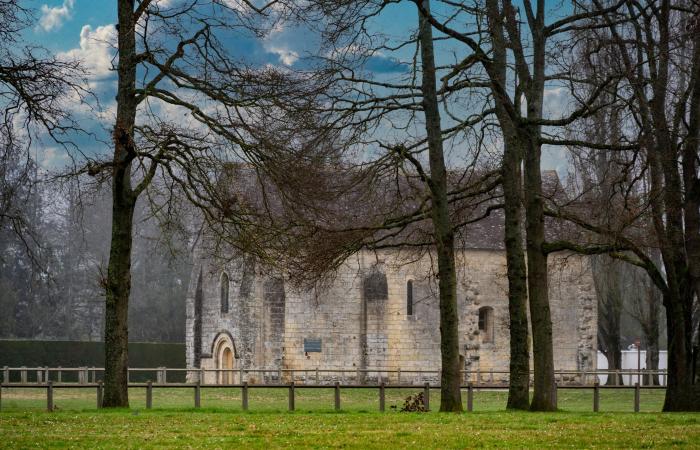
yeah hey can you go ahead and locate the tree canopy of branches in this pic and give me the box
[0,0,85,259]
[93,0,341,407]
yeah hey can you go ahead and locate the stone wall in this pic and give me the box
[185,248,597,384]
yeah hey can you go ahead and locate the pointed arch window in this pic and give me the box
[407,280,414,316]
[220,272,230,314]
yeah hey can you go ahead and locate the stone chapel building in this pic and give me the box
[185,173,598,384]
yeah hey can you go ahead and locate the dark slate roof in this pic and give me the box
[456,170,575,251]
[215,164,574,253]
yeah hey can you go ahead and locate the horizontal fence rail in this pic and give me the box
[1,366,668,387]
[0,381,662,413]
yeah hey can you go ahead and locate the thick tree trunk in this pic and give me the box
[522,1,556,411]
[417,0,462,412]
[663,292,700,410]
[103,0,138,408]
[103,195,135,407]
[523,132,556,411]
[484,0,530,410]
[502,138,530,410]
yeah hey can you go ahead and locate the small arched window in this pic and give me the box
[220,272,230,314]
[478,306,494,343]
[406,280,414,316]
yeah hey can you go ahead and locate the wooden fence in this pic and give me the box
[1,366,668,386]
[0,380,663,413]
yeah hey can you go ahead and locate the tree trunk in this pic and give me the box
[522,1,556,411]
[103,0,138,408]
[417,0,462,412]
[662,292,700,410]
[484,0,530,410]
[604,345,622,386]
[592,258,623,387]
[641,280,661,386]
[523,131,556,411]
[502,138,530,409]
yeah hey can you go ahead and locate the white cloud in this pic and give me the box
[59,24,117,79]
[38,0,75,32]
[266,45,299,66]
[40,146,70,169]
[543,87,571,118]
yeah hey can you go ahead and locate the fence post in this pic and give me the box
[242,382,249,411]
[200,367,205,385]
[47,381,53,412]
[146,381,153,409]
[634,382,640,412]
[194,381,201,408]
[97,381,103,409]
[467,383,473,412]
[3,366,8,384]
[288,382,295,412]
[37,369,42,384]
[239,367,244,385]
[424,382,430,411]
[45,367,50,383]
[21,367,27,384]
[334,382,341,411]
[379,382,385,412]
[356,368,361,384]
[593,382,599,412]
[58,367,62,384]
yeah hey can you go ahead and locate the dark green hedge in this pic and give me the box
[0,340,185,382]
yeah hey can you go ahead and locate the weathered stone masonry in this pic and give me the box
[185,246,597,384]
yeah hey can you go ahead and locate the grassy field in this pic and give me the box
[1,387,699,448]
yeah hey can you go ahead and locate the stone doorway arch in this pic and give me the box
[213,333,236,384]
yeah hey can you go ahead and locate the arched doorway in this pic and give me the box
[221,347,234,384]
[212,333,236,385]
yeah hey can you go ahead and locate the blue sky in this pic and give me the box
[26,0,570,174]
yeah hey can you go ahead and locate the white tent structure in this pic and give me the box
[596,350,667,385]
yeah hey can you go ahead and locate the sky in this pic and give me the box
[24,0,571,174]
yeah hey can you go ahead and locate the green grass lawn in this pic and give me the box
[1,387,698,448]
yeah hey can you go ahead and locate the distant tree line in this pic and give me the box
[0,169,191,343]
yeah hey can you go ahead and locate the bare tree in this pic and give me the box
[0,0,86,257]
[576,0,700,411]
[90,0,342,407]
[416,0,631,411]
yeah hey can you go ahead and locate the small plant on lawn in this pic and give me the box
[401,392,427,412]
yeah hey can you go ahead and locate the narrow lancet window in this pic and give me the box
[407,280,414,316]
[221,272,230,314]
[478,306,494,343]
